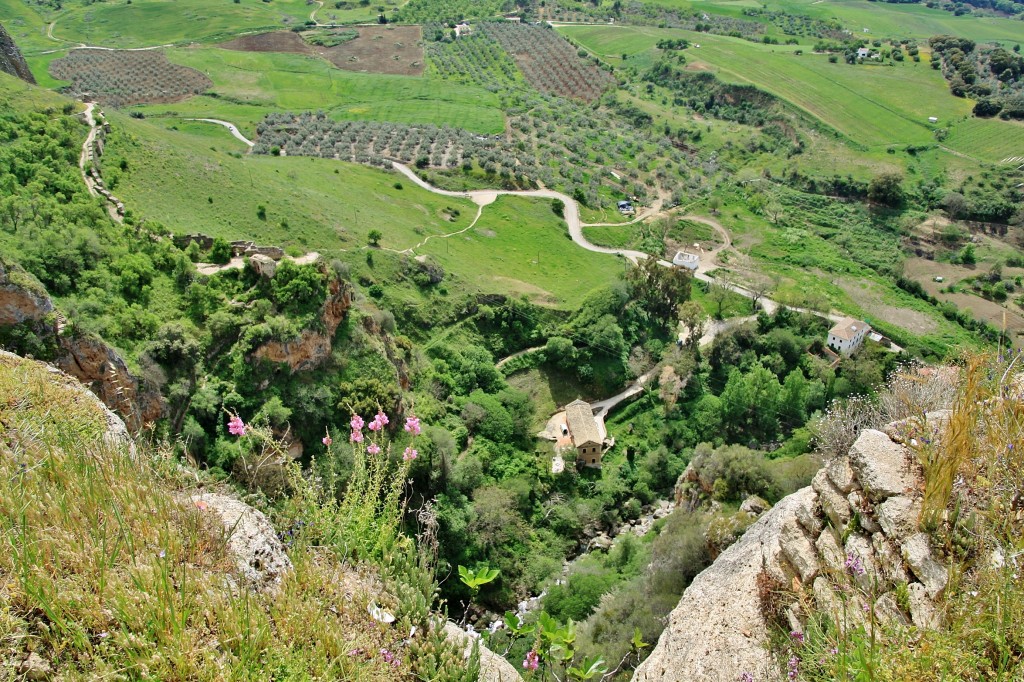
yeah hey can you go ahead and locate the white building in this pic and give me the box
[827,317,871,356]
[672,250,699,270]
[856,47,870,59]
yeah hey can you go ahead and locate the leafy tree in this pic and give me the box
[367,229,383,246]
[867,172,905,207]
[626,257,692,332]
[677,300,707,346]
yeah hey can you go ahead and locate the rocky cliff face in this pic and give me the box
[0,23,35,85]
[251,274,353,372]
[633,412,952,682]
[0,260,164,431]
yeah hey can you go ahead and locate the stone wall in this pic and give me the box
[632,411,952,682]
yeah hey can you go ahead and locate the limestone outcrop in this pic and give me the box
[0,23,35,85]
[444,623,524,682]
[0,260,164,431]
[251,272,352,373]
[632,412,952,682]
[189,492,293,592]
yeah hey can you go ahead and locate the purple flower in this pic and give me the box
[403,447,418,461]
[227,415,247,436]
[367,443,381,455]
[404,415,421,436]
[790,630,804,644]
[787,655,799,680]
[523,650,540,671]
[844,553,866,577]
[739,674,754,682]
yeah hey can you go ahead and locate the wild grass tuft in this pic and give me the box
[0,354,409,680]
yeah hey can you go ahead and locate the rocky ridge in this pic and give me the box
[0,259,164,431]
[633,411,952,682]
[0,23,35,85]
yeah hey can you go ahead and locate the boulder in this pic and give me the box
[901,533,948,599]
[443,622,523,682]
[812,470,851,534]
[848,429,919,502]
[740,495,770,516]
[815,528,845,572]
[907,582,942,629]
[876,496,921,543]
[850,491,882,534]
[826,455,857,494]
[631,487,816,682]
[844,533,877,591]
[794,491,823,537]
[873,592,908,627]
[871,533,910,585]
[18,652,51,681]
[779,517,819,584]
[189,492,292,592]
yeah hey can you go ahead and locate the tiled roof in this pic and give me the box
[565,399,601,446]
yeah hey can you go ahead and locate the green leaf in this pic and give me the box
[631,626,650,651]
[568,656,608,680]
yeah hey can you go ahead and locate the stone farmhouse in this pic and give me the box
[565,399,606,467]
[827,317,871,356]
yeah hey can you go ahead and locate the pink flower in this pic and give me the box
[367,443,381,455]
[350,414,364,431]
[523,650,539,671]
[790,630,804,644]
[403,447,418,461]
[369,410,389,431]
[404,415,421,436]
[350,430,363,443]
[322,434,333,446]
[227,415,247,436]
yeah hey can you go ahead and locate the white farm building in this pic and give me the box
[827,317,871,356]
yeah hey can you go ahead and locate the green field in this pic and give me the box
[943,117,1024,162]
[635,0,1024,43]
[32,0,375,49]
[418,196,624,308]
[124,47,505,136]
[0,0,55,54]
[103,115,615,308]
[562,25,979,150]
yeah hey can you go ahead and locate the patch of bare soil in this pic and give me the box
[49,49,211,107]
[320,25,424,76]
[837,277,939,336]
[220,31,313,54]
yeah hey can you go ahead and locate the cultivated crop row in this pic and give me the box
[424,24,520,91]
[482,23,616,102]
[49,50,211,108]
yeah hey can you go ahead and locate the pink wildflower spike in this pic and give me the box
[404,415,421,436]
[350,430,364,443]
[375,410,389,426]
[403,447,418,461]
[523,650,539,671]
[227,415,247,436]
[322,435,333,446]
[350,414,365,431]
[367,443,381,455]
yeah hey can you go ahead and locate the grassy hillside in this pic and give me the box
[33,0,370,48]
[637,0,1024,43]
[0,351,412,681]
[121,46,505,136]
[561,25,980,150]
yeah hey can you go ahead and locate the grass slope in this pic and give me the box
[642,0,1024,43]
[0,352,403,681]
[417,195,624,309]
[127,47,505,136]
[104,115,616,309]
[560,24,1024,157]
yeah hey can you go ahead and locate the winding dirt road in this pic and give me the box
[185,118,254,147]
